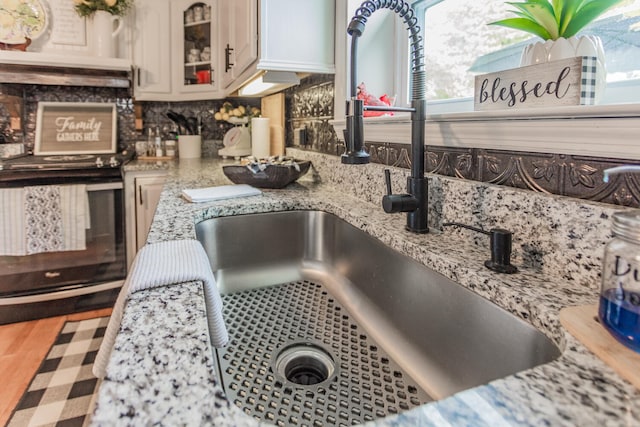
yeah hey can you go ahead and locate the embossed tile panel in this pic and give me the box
[286,76,639,208]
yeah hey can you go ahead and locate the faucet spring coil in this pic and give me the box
[411,69,426,100]
[351,0,424,72]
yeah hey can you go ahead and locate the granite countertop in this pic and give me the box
[91,150,640,426]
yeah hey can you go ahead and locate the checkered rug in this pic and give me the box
[7,316,109,427]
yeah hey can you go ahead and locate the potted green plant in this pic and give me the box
[489,0,624,65]
[73,0,133,17]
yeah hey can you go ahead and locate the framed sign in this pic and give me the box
[49,0,87,47]
[474,56,600,111]
[35,102,117,155]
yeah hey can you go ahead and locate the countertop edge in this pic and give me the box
[91,155,640,427]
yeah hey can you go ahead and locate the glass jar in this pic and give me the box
[165,140,176,158]
[599,211,640,353]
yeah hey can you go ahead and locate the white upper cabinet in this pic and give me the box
[134,0,223,101]
[133,0,172,97]
[223,0,336,95]
[220,0,258,88]
[0,0,334,97]
[171,0,222,98]
[258,0,335,73]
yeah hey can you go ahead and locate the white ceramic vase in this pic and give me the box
[91,10,124,57]
[520,35,606,103]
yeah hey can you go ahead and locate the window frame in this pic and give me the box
[332,1,640,161]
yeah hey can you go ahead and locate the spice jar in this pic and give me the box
[599,211,640,353]
[165,139,176,158]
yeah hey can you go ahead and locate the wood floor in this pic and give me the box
[0,308,112,426]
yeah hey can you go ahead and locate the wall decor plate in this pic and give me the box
[0,0,48,44]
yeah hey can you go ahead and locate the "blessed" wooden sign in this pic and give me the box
[474,56,600,111]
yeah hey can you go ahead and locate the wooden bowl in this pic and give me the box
[223,160,311,189]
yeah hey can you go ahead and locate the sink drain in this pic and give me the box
[216,280,432,426]
[275,342,337,386]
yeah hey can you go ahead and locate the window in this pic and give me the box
[347,3,405,104]
[333,2,640,161]
[413,0,640,112]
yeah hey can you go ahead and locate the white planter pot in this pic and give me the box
[520,35,607,103]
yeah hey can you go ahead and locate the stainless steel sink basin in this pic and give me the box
[196,210,560,401]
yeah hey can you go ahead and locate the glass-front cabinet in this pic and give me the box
[171,0,220,96]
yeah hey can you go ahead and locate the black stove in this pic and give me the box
[0,150,130,324]
[0,151,133,185]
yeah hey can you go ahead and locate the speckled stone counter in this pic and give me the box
[91,149,640,426]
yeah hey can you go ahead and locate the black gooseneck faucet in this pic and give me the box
[342,0,429,233]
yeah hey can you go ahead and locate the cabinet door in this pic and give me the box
[171,0,222,97]
[221,0,258,89]
[133,0,172,99]
[259,0,335,73]
[219,0,233,88]
[232,0,258,79]
[134,176,166,251]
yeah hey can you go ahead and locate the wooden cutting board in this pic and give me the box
[560,305,640,389]
[261,93,285,156]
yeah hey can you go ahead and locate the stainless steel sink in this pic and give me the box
[196,210,560,401]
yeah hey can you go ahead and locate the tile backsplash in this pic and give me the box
[1,77,637,207]
[286,75,640,208]
[0,84,259,157]
[285,74,339,156]
[0,85,135,150]
[142,98,260,148]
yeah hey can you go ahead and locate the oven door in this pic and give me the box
[0,181,126,324]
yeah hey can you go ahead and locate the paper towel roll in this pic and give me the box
[251,118,271,159]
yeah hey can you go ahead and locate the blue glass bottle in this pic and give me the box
[599,211,640,353]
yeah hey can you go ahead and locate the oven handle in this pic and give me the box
[86,182,123,192]
[0,280,123,305]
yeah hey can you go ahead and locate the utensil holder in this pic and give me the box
[178,135,201,159]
